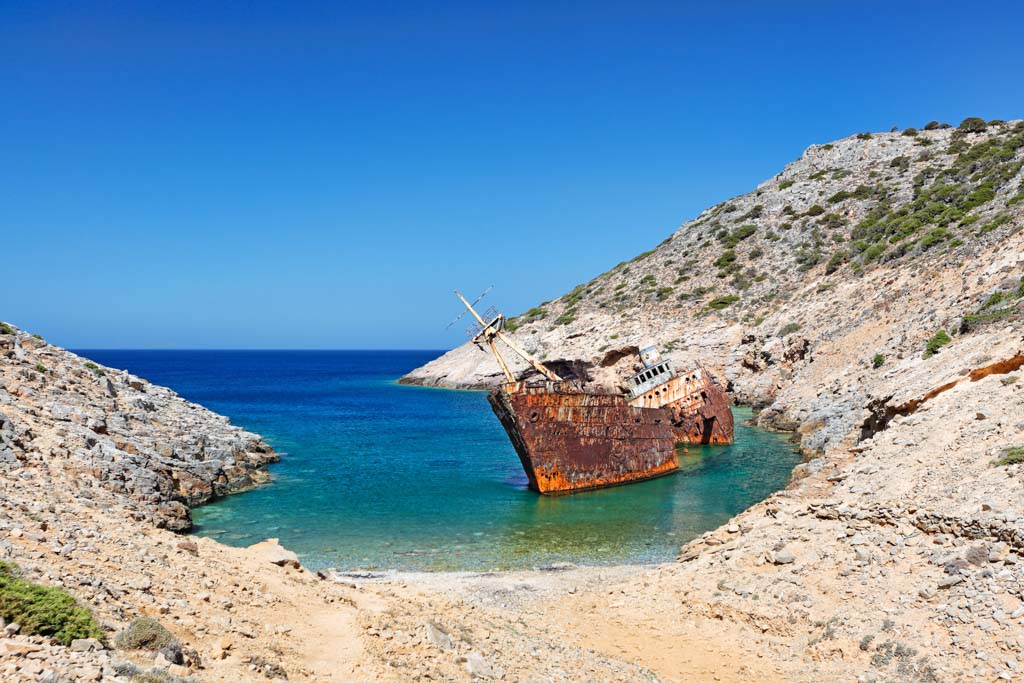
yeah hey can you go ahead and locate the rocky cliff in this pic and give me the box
[402,118,1024,457]
[0,325,278,531]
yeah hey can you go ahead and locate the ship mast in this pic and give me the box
[453,290,563,384]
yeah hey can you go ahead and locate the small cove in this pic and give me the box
[82,350,802,572]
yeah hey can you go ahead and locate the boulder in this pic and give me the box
[248,538,301,568]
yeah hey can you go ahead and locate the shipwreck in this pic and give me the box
[450,289,734,495]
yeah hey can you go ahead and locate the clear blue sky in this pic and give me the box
[4,2,1023,349]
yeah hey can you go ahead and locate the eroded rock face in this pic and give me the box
[402,122,1024,459]
[0,325,278,531]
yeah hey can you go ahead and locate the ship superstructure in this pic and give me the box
[448,289,734,494]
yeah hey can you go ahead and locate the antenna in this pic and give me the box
[445,285,493,330]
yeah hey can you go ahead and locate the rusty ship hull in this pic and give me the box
[628,368,734,445]
[488,381,679,495]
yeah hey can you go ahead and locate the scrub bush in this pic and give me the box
[0,562,104,646]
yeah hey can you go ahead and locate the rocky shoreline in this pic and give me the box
[2,120,1023,681]
[1,326,278,532]
[2,317,1022,682]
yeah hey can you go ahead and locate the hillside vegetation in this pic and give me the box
[402,117,1024,455]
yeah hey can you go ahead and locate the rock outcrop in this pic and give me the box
[0,325,278,531]
[402,120,1024,458]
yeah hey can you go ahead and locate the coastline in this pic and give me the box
[2,318,1024,680]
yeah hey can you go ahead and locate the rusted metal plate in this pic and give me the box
[488,382,679,495]
[627,368,734,445]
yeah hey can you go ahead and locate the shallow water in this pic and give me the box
[81,350,801,571]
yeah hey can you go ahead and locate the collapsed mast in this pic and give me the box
[451,289,563,384]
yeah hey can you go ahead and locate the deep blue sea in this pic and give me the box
[79,350,800,572]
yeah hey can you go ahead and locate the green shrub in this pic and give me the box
[959,285,1022,332]
[555,310,577,326]
[901,128,918,137]
[923,121,940,130]
[563,284,587,307]
[734,224,757,240]
[114,616,178,652]
[83,362,106,377]
[827,184,876,202]
[779,322,801,336]
[856,132,873,140]
[961,182,996,211]
[718,223,758,249]
[947,138,971,155]
[995,447,1024,466]
[919,226,952,250]
[980,292,1007,310]
[779,179,795,190]
[862,242,886,261]
[805,204,825,217]
[872,354,885,369]
[707,295,740,310]
[958,117,987,133]
[825,250,847,274]
[795,247,823,271]
[35,364,47,374]
[978,214,1010,234]
[0,562,104,646]
[505,306,547,333]
[923,329,951,358]
[889,155,910,170]
[714,249,737,270]
[960,308,1014,333]
[740,205,764,220]
[0,323,12,335]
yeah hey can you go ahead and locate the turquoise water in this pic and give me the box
[80,350,801,571]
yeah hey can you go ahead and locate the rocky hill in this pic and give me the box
[0,325,278,531]
[1,118,1023,682]
[402,118,1024,456]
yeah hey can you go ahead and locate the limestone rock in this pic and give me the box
[247,538,301,568]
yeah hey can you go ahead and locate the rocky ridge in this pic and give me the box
[0,326,278,532]
[401,118,1024,456]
